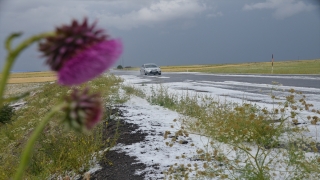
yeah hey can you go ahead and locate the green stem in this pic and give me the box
[0,54,15,107]
[0,32,54,108]
[253,146,266,179]
[234,144,260,177]
[13,103,66,180]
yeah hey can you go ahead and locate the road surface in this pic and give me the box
[109,70,320,98]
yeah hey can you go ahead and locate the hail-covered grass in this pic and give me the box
[145,85,320,179]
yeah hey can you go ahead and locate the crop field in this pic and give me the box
[123,59,320,74]
[1,72,56,98]
[161,59,320,74]
[3,71,57,84]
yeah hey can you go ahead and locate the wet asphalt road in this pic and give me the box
[109,70,320,89]
[109,70,320,104]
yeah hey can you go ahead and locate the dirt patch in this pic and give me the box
[89,106,148,180]
[91,151,147,180]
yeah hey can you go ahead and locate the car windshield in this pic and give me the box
[145,64,158,68]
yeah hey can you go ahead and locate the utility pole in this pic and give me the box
[271,54,274,74]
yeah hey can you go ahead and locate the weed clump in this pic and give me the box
[0,104,15,124]
[147,84,320,179]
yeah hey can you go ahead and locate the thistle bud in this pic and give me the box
[62,88,103,131]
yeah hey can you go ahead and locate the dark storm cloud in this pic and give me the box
[0,0,319,72]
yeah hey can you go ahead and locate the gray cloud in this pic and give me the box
[243,0,317,19]
[0,0,209,32]
[206,11,223,18]
[94,0,208,30]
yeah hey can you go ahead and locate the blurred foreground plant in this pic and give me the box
[0,18,122,180]
[0,104,15,124]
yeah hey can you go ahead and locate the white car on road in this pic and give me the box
[140,63,161,75]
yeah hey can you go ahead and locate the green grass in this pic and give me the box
[161,59,320,74]
[119,67,140,71]
[121,84,145,98]
[115,59,320,74]
[0,74,125,179]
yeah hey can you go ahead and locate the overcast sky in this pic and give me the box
[0,0,319,72]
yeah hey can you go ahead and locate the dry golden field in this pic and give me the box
[0,71,56,98]
[4,71,57,84]
[7,76,56,84]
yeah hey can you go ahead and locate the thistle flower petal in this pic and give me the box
[39,18,122,85]
[58,39,122,86]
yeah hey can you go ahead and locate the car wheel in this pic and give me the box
[158,73,161,75]
[145,71,147,75]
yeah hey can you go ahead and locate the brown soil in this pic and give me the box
[88,106,149,180]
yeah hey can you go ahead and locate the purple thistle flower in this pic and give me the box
[39,18,122,85]
[58,39,122,85]
[63,88,103,131]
